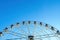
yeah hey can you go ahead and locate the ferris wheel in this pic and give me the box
[0,21,60,40]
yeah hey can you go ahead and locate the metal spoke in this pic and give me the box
[2,29,27,37]
[26,21,31,35]
[5,37,26,40]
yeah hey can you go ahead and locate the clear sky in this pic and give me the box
[0,0,60,31]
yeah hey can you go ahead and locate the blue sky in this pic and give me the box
[0,0,60,31]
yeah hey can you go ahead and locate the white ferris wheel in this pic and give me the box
[0,21,60,40]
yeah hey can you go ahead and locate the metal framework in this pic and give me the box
[0,21,60,40]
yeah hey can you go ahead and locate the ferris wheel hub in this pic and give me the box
[28,35,34,40]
